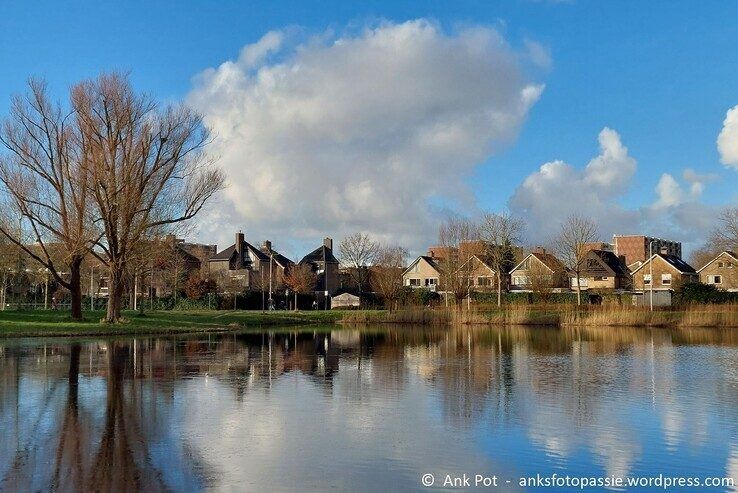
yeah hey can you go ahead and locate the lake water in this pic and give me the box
[1,326,738,492]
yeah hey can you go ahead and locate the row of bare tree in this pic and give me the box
[0,73,224,322]
[335,214,599,306]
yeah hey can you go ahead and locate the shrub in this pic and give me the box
[674,282,738,305]
[409,288,441,306]
[184,274,217,300]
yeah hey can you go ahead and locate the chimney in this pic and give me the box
[323,237,333,250]
[262,240,272,253]
[235,231,244,257]
[660,246,669,255]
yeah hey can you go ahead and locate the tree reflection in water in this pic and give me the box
[0,341,210,492]
[0,326,737,492]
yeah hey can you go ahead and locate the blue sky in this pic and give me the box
[1,1,736,256]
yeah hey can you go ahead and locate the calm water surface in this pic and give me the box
[1,326,738,492]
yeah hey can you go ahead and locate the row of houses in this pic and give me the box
[402,234,738,300]
[80,230,736,306]
[133,232,343,303]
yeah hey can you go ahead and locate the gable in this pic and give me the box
[633,254,688,275]
[458,255,496,275]
[697,251,738,273]
[403,256,440,277]
[580,252,616,277]
[510,254,553,274]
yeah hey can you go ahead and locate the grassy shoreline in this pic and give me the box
[341,304,738,328]
[0,309,346,338]
[2,304,738,338]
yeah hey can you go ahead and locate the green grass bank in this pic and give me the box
[0,309,347,337]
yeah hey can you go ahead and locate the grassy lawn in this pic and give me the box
[0,309,346,337]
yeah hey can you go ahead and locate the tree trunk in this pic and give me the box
[68,343,81,408]
[105,268,125,323]
[497,273,502,307]
[575,271,582,306]
[294,292,298,311]
[69,256,84,320]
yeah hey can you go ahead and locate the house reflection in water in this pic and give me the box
[2,326,738,492]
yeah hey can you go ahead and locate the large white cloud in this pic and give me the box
[509,128,718,251]
[188,20,543,252]
[718,105,738,170]
[509,127,639,241]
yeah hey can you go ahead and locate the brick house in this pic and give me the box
[631,253,698,292]
[402,255,441,291]
[613,235,682,269]
[209,232,293,292]
[509,248,569,292]
[457,254,503,291]
[299,238,340,300]
[570,249,631,291]
[698,251,738,292]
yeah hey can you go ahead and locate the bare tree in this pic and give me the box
[283,264,317,311]
[555,214,598,305]
[714,207,738,250]
[338,232,379,295]
[479,212,523,307]
[437,216,480,306]
[73,73,224,322]
[528,260,555,303]
[0,80,94,319]
[370,245,407,311]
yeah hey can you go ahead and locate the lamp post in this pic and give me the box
[43,268,49,310]
[649,240,658,312]
[90,264,94,311]
[268,252,273,310]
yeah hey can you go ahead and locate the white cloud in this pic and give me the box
[509,128,718,252]
[188,19,543,252]
[509,127,638,241]
[653,174,684,209]
[718,105,738,170]
[523,38,552,70]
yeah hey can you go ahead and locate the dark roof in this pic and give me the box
[633,253,696,274]
[269,251,294,268]
[300,245,339,264]
[590,250,630,276]
[210,244,236,261]
[401,255,441,276]
[209,241,269,262]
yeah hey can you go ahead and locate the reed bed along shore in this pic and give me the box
[341,304,738,328]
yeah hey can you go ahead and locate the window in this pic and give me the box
[710,275,723,285]
[661,273,672,285]
[408,278,420,286]
[572,277,588,287]
[512,276,528,286]
[425,278,437,286]
[477,276,492,286]
[718,262,725,268]
[643,274,651,285]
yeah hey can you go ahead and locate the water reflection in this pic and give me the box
[1,326,738,492]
